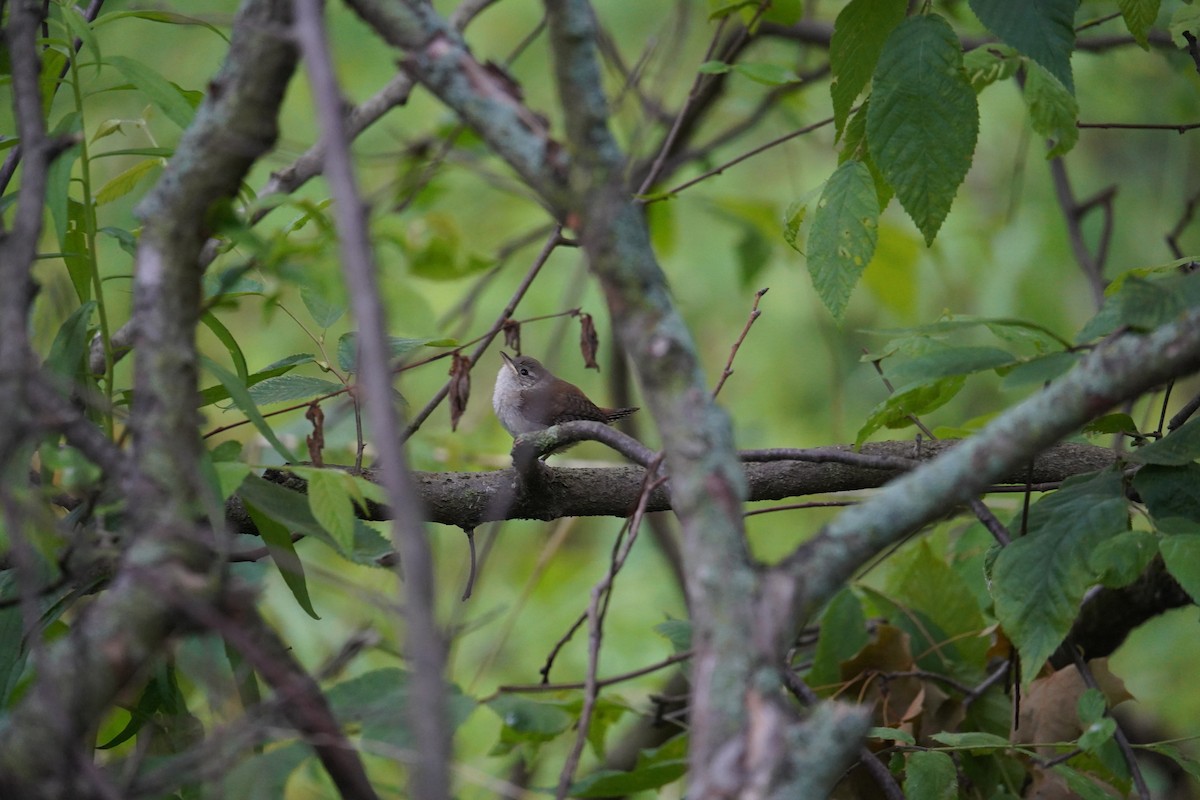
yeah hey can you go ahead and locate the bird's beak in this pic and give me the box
[500,351,517,373]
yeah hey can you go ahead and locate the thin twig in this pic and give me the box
[497,650,692,697]
[713,287,768,399]
[969,498,1012,546]
[745,500,857,517]
[555,463,667,799]
[1067,646,1151,800]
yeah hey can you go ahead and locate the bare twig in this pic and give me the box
[1067,647,1150,800]
[499,650,692,697]
[712,288,768,399]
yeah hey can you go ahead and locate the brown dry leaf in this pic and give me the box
[502,319,521,352]
[305,402,325,467]
[579,312,599,370]
[1012,659,1133,748]
[840,624,924,731]
[448,353,471,431]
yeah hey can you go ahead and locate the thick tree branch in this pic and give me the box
[0,1,299,794]
[766,308,1200,637]
[294,2,450,798]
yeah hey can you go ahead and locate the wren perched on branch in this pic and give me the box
[492,352,638,437]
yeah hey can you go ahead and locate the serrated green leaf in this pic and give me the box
[867,15,979,245]
[855,375,965,447]
[962,44,1022,92]
[885,541,989,672]
[336,333,455,372]
[929,731,1011,750]
[839,103,894,209]
[1134,464,1200,522]
[807,588,868,692]
[1089,531,1157,588]
[992,471,1129,683]
[299,469,356,555]
[829,0,906,136]
[243,498,319,620]
[806,160,879,319]
[1024,64,1078,158]
[968,0,1076,93]
[198,355,314,408]
[1118,0,1161,49]
[1159,533,1200,602]
[888,346,1016,388]
[95,158,161,206]
[247,375,343,406]
[905,750,958,800]
[1128,417,1200,465]
[108,56,195,130]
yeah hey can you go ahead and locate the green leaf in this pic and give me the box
[94,10,232,44]
[968,0,1076,93]
[570,735,688,797]
[807,588,868,692]
[654,617,692,654]
[1133,464,1200,522]
[962,44,1022,92]
[301,283,345,329]
[782,198,807,253]
[203,359,298,463]
[223,742,310,800]
[1170,7,1200,48]
[992,471,1130,682]
[201,311,249,383]
[1128,417,1200,465]
[1024,64,1078,158]
[884,541,989,673]
[242,498,319,620]
[904,750,958,800]
[697,60,732,75]
[1159,533,1200,603]
[44,301,96,381]
[247,375,343,406]
[868,727,916,745]
[295,468,357,555]
[1001,351,1080,389]
[829,0,906,136]
[928,731,1011,751]
[867,15,979,245]
[94,158,161,206]
[1118,0,1161,49]
[63,200,92,305]
[839,103,893,209]
[855,375,965,447]
[887,346,1016,388]
[61,6,101,76]
[335,333,455,373]
[731,62,801,85]
[487,695,573,757]
[1053,764,1119,800]
[108,55,196,130]
[198,354,314,408]
[1081,413,1139,438]
[236,474,339,552]
[326,668,475,750]
[1088,530,1157,587]
[806,160,880,319]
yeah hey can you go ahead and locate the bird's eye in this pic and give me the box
[519,368,529,376]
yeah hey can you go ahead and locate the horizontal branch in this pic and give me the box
[233,440,1115,531]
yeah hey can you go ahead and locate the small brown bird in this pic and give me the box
[492,352,638,437]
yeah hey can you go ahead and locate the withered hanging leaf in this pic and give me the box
[448,354,471,431]
[502,319,521,352]
[579,312,599,370]
[305,402,325,467]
